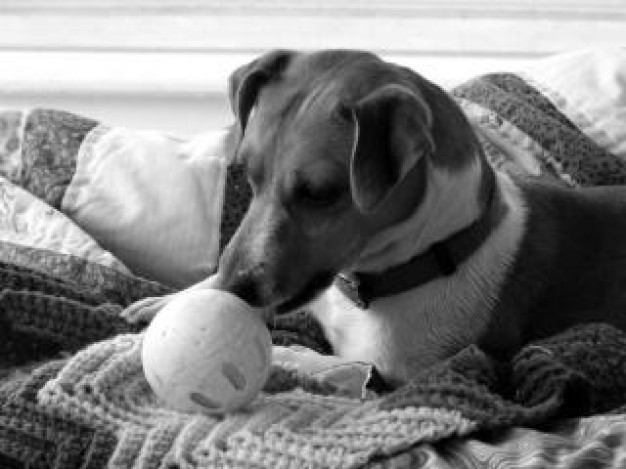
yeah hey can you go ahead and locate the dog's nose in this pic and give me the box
[215,264,271,308]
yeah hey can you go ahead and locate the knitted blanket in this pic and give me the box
[1,71,626,469]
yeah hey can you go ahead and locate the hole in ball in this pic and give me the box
[221,361,247,391]
[190,392,222,410]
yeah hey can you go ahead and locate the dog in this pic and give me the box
[126,49,626,387]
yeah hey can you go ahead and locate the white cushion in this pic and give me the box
[62,127,228,288]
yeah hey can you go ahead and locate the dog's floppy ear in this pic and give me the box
[228,49,295,132]
[345,84,435,213]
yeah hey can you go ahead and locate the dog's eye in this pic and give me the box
[295,181,344,207]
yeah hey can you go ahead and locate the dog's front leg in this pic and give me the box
[121,274,221,323]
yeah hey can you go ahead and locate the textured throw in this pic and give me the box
[0,72,625,469]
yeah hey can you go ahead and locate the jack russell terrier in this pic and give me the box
[126,50,626,387]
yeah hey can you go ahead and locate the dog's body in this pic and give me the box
[127,50,626,386]
[310,176,626,384]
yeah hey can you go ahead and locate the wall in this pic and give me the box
[0,1,624,135]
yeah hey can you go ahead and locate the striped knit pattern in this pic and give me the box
[1,272,625,468]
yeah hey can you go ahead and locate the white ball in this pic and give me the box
[141,289,272,415]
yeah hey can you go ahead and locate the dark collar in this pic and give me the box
[336,198,498,309]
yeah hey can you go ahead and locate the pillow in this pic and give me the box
[61,126,229,288]
[521,47,626,160]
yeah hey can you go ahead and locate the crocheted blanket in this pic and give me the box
[1,72,626,469]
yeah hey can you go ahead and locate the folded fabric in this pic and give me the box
[61,127,229,288]
[0,109,255,289]
[3,296,625,469]
[272,345,375,399]
[521,47,626,161]
[453,72,626,188]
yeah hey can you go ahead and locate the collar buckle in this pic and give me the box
[336,273,370,309]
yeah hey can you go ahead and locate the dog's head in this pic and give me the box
[215,50,488,311]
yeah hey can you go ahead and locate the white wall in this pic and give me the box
[1,1,624,135]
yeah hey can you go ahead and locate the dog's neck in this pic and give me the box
[314,169,527,383]
[342,156,495,305]
[356,157,486,271]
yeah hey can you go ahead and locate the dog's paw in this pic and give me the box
[121,295,173,324]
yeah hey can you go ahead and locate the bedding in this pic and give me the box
[1,48,626,468]
[60,127,229,289]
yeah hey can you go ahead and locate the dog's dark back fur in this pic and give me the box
[482,177,626,357]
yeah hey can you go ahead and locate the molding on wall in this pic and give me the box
[0,14,623,55]
[0,2,624,133]
[3,1,626,18]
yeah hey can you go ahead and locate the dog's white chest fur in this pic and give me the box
[309,172,527,383]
